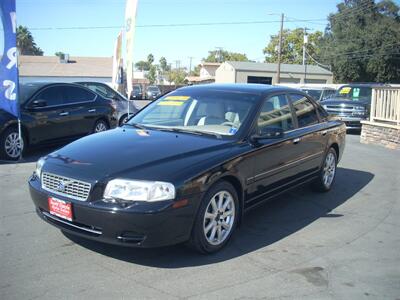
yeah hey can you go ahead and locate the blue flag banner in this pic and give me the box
[0,0,19,117]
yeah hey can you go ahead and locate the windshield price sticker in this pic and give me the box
[339,87,351,94]
[164,96,190,101]
[158,101,185,106]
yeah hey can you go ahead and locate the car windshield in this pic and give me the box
[335,86,372,101]
[148,86,159,92]
[128,90,257,137]
[133,86,141,91]
[302,89,322,100]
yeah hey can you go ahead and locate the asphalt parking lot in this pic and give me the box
[0,134,399,300]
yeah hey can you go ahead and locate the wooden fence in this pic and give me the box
[370,87,400,126]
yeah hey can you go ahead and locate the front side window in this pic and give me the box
[257,94,294,133]
[62,86,96,104]
[129,90,256,137]
[289,94,319,127]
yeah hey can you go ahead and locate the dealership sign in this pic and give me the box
[0,0,19,117]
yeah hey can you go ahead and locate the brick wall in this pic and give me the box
[360,121,400,150]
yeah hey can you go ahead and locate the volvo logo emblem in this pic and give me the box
[57,180,71,192]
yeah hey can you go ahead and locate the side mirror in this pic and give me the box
[251,127,284,142]
[31,99,47,108]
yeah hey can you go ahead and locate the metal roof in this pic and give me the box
[225,61,332,75]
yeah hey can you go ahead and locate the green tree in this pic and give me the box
[17,26,43,55]
[146,65,158,84]
[147,53,154,65]
[167,69,187,85]
[263,28,323,64]
[55,52,65,58]
[135,60,150,71]
[159,57,170,72]
[204,50,250,63]
[319,0,400,83]
[189,65,201,76]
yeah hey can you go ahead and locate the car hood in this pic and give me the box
[322,97,370,106]
[43,127,233,182]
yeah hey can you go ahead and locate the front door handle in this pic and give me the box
[59,112,69,116]
[293,137,301,144]
[88,109,96,113]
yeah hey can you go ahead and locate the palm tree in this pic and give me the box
[17,26,43,55]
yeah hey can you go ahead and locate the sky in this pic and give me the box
[15,0,396,70]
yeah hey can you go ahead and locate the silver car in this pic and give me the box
[76,82,139,125]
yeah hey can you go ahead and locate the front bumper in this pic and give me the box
[329,115,365,130]
[29,176,200,248]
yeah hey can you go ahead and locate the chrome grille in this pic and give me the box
[41,172,91,201]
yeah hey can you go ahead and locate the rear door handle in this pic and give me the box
[322,130,328,136]
[293,137,301,144]
[88,109,96,113]
[59,112,69,116]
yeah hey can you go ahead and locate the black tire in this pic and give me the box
[0,127,25,161]
[189,181,239,254]
[92,119,109,133]
[119,115,129,126]
[312,147,337,192]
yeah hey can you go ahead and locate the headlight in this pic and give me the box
[35,157,46,179]
[354,106,365,110]
[104,179,175,202]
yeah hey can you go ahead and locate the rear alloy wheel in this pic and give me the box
[0,127,24,161]
[312,147,337,192]
[189,181,238,254]
[93,120,109,133]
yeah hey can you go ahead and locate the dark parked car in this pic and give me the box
[321,84,383,130]
[0,82,118,160]
[301,87,336,102]
[145,85,162,100]
[130,85,143,100]
[29,84,346,253]
[76,82,139,125]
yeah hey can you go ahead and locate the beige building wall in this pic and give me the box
[215,62,236,83]
[215,62,333,84]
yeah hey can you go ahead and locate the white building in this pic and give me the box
[216,61,333,85]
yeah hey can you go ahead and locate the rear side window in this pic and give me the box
[85,84,117,99]
[34,86,63,106]
[62,86,96,104]
[257,94,294,133]
[289,94,319,127]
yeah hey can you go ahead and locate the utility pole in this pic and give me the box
[276,13,284,84]
[215,47,224,63]
[303,27,310,84]
[188,56,194,75]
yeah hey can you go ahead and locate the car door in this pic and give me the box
[286,93,327,176]
[25,85,71,144]
[246,93,301,205]
[60,85,98,136]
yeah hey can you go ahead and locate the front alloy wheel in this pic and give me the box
[189,181,238,253]
[203,190,236,246]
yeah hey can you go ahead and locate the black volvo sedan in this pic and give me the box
[29,84,346,253]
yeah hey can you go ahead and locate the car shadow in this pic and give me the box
[63,167,374,268]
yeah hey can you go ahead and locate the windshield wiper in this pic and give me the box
[168,128,222,139]
[124,123,148,130]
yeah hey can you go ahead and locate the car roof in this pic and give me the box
[339,83,387,88]
[176,83,299,95]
